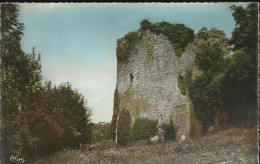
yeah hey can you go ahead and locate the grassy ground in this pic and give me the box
[36,126,258,164]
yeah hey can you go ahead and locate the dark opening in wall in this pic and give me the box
[179,75,184,80]
[130,73,134,83]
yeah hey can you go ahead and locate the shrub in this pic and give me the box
[162,120,176,141]
[130,118,158,140]
[111,86,120,141]
[28,109,64,154]
[116,32,140,61]
[140,20,194,57]
[117,20,194,62]
[92,128,112,143]
[177,71,192,95]
[140,19,152,31]
[117,109,131,146]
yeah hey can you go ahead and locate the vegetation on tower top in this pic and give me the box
[116,20,194,61]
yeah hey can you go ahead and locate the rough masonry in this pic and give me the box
[113,30,197,140]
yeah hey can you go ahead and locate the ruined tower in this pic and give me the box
[112,21,198,140]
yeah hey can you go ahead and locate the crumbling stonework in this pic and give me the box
[114,31,197,140]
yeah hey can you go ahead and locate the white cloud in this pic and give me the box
[41,61,117,123]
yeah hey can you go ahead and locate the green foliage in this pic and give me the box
[116,32,140,61]
[140,20,194,57]
[111,86,120,141]
[1,4,92,161]
[1,4,42,161]
[139,32,155,68]
[178,71,192,95]
[140,19,152,31]
[2,114,41,160]
[161,120,176,141]
[92,128,112,143]
[194,27,229,54]
[222,49,257,124]
[189,3,258,131]
[190,73,225,131]
[117,20,194,61]
[130,118,158,140]
[27,109,64,154]
[40,82,93,148]
[190,49,225,131]
[221,3,258,125]
[117,109,131,146]
[229,3,258,51]
[195,48,224,73]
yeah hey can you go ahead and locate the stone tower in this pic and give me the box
[112,25,197,140]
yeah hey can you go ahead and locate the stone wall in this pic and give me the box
[115,31,197,140]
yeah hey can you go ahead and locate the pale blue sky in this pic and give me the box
[18,3,248,123]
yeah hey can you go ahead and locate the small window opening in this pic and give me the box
[130,73,134,83]
[179,75,184,80]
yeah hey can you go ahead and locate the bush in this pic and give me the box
[162,120,176,141]
[140,20,194,57]
[177,71,192,95]
[116,32,140,61]
[117,20,194,61]
[140,19,152,31]
[117,109,131,146]
[92,128,112,143]
[130,118,158,140]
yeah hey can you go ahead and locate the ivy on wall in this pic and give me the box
[116,32,140,62]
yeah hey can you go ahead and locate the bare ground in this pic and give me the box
[37,127,258,164]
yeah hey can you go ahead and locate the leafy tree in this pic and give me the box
[190,3,258,130]
[1,5,42,116]
[190,72,225,131]
[229,3,258,51]
[1,4,42,161]
[190,48,225,131]
[40,82,92,148]
[194,27,229,54]
[195,48,224,73]
[222,3,258,126]
[1,4,93,161]
[130,118,157,140]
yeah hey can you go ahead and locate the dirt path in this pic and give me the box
[38,127,258,164]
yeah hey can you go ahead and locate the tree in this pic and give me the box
[222,3,258,126]
[39,82,92,148]
[1,5,42,115]
[229,3,258,51]
[194,27,229,54]
[1,4,42,161]
[111,86,120,141]
[1,4,93,161]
